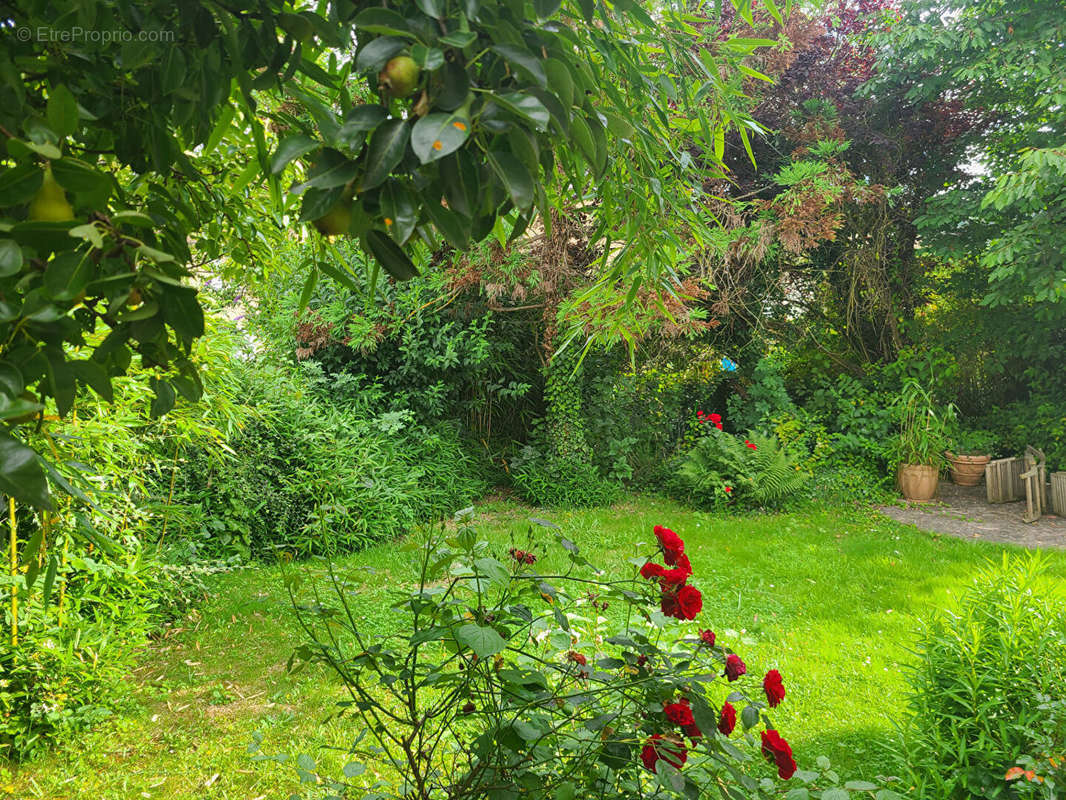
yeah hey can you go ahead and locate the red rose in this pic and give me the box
[699,629,716,647]
[763,669,785,708]
[715,422,723,430]
[640,562,666,580]
[660,557,692,588]
[724,486,732,494]
[724,653,746,681]
[761,729,797,779]
[676,585,702,619]
[567,651,587,666]
[523,552,536,564]
[745,440,757,450]
[636,654,648,667]
[683,723,702,740]
[653,525,685,565]
[641,734,687,772]
[709,413,721,423]
[717,701,736,735]
[663,699,695,728]
[661,590,682,618]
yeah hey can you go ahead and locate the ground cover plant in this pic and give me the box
[8,497,1066,799]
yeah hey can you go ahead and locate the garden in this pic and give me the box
[2,0,1065,799]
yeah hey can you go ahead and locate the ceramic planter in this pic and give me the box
[899,463,938,501]
[947,453,991,487]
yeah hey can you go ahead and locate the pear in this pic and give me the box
[28,165,74,222]
[378,56,421,98]
[313,199,352,237]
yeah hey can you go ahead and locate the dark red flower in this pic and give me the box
[661,591,682,618]
[641,734,687,772]
[683,723,702,740]
[523,552,536,564]
[699,629,716,647]
[660,557,692,588]
[715,422,723,430]
[653,525,685,565]
[763,669,785,708]
[761,729,797,779]
[636,654,648,667]
[745,440,757,450]
[676,585,702,619]
[663,699,695,728]
[567,651,587,666]
[717,702,736,735]
[640,561,666,580]
[709,413,721,423]
[724,654,746,681]
[724,486,732,494]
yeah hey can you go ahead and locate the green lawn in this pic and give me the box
[6,495,1065,799]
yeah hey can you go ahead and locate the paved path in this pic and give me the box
[877,482,1066,550]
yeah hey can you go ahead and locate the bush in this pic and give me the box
[510,446,622,508]
[282,514,902,799]
[901,554,1066,799]
[0,544,177,760]
[670,428,808,510]
[168,360,488,558]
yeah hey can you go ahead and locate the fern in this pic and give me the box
[674,430,808,509]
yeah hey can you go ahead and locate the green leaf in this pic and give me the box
[544,59,575,108]
[161,286,205,345]
[339,105,389,142]
[423,201,469,249]
[270,135,318,174]
[488,151,534,211]
[411,44,445,71]
[534,0,563,18]
[493,92,550,131]
[740,703,759,731]
[411,113,470,164]
[150,377,176,418]
[44,348,75,417]
[491,45,547,88]
[70,360,113,401]
[355,36,408,72]
[0,240,23,277]
[46,86,79,138]
[51,157,110,195]
[360,119,410,191]
[365,230,419,281]
[43,251,92,301]
[820,790,849,800]
[844,782,879,792]
[568,114,596,167]
[441,31,477,48]
[456,623,507,658]
[294,149,359,192]
[298,264,318,314]
[440,151,479,218]
[380,181,418,244]
[353,9,416,38]
[0,363,24,398]
[0,431,52,510]
[0,163,44,205]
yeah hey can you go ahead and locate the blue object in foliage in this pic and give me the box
[720,357,738,372]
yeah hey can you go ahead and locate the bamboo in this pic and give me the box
[9,496,17,647]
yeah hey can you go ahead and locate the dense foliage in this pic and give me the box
[901,554,1066,799]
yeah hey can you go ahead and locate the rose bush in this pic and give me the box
[279,510,901,799]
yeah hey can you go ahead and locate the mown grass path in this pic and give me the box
[8,496,1065,799]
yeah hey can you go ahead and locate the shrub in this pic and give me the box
[282,514,903,799]
[670,428,808,510]
[901,554,1066,799]
[167,359,487,558]
[510,445,622,508]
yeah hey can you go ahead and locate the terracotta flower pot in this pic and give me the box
[946,453,990,487]
[899,464,939,501]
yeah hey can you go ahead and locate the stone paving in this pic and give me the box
[877,481,1066,550]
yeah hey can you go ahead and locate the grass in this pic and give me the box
[5,494,1066,799]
